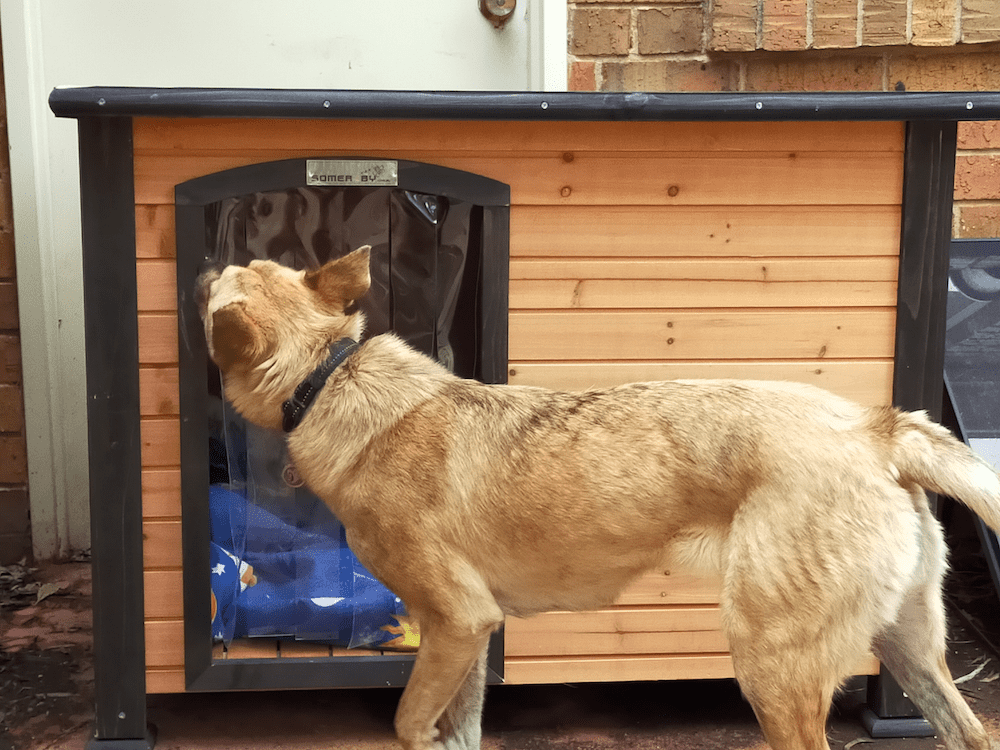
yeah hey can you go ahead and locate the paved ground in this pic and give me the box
[2,548,1000,750]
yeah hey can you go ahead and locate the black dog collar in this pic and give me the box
[281,338,359,433]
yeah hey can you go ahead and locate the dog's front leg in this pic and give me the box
[395,612,500,750]
[436,645,488,750]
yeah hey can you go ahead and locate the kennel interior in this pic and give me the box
[48,87,1000,748]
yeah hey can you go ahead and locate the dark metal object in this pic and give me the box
[480,0,516,28]
[861,706,935,739]
[944,377,1000,619]
[945,237,1000,606]
[49,87,1000,123]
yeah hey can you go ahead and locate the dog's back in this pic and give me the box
[198,252,1000,750]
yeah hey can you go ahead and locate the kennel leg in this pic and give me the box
[860,670,935,739]
[84,727,157,750]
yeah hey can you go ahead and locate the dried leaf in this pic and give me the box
[844,738,875,750]
[34,582,64,604]
[955,659,990,684]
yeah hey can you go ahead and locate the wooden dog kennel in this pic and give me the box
[49,87,1000,748]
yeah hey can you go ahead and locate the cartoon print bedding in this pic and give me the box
[208,422,419,652]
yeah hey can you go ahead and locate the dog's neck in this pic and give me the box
[281,337,359,432]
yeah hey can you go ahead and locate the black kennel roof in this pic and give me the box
[49,86,1000,122]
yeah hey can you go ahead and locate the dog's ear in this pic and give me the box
[304,245,372,311]
[210,302,265,372]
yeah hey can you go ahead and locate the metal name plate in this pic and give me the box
[306,159,398,187]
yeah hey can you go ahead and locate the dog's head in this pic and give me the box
[195,246,371,427]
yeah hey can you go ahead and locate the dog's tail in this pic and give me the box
[881,406,1000,532]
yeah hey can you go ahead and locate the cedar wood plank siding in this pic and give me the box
[133,117,898,691]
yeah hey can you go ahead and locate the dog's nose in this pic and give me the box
[198,259,226,277]
[194,260,226,319]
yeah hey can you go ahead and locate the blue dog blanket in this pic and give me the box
[209,484,418,650]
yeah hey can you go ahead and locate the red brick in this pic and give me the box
[637,7,704,54]
[0,281,16,330]
[569,61,597,92]
[912,0,958,45]
[762,0,808,51]
[0,490,29,535]
[958,121,1000,150]
[0,384,23,432]
[602,60,736,92]
[711,0,757,51]
[0,335,21,383]
[962,0,1000,43]
[0,435,27,484]
[862,0,907,46]
[956,204,1000,239]
[745,55,884,91]
[814,0,858,48]
[954,155,1000,200]
[0,489,30,565]
[0,232,13,279]
[0,495,30,537]
[889,50,1000,91]
[0,493,28,535]
[571,8,631,56]
[0,169,12,235]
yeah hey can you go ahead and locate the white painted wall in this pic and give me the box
[1,0,568,559]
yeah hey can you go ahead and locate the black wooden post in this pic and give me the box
[862,119,958,738]
[78,116,155,750]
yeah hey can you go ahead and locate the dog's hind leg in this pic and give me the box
[722,493,879,750]
[435,645,488,750]
[874,633,991,750]
[723,565,848,750]
[871,502,992,750]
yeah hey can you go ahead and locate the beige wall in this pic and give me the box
[567,0,1000,239]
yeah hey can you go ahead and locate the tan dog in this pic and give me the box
[196,246,1000,750]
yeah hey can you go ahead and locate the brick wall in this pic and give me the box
[956,121,1000,238]
[568,0,1000,239]
[0,32,31,564]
